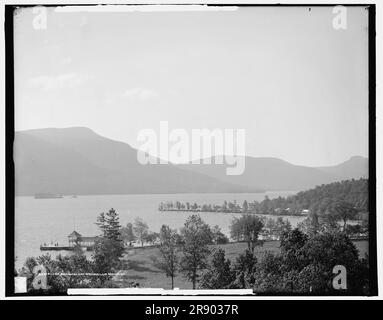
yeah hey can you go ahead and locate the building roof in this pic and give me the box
[68,231,82,238]
[79,236,99,242]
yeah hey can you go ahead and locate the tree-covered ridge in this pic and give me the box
[258,178,368,215]
[159,178,368,217]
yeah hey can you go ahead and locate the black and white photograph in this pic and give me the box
[3,2,379,300]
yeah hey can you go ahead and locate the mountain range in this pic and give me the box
[14,127,368,196]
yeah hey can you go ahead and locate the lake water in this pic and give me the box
[15,191,303,270]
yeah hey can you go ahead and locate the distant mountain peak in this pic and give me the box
[316,155,368,180]
[61,126,95,132]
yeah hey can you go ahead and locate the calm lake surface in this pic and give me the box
[15,191,302,269]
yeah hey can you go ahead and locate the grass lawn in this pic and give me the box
[114,240,369,289]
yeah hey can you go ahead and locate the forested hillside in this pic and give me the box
[160,179,369,218]
[250,178,368,215]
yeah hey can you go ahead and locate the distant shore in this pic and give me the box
[158,208,306,217]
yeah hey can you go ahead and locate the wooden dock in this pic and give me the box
[39,245,94,251]
[40,245,74,251]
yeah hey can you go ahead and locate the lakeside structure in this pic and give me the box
[40,231,98,251]
[68,231,98,248]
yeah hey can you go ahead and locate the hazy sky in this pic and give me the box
[14,6,369,166]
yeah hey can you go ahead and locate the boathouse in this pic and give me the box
[68,231,98,248]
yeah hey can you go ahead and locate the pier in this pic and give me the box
[40,231,99,252]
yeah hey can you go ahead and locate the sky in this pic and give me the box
[14,5,369,166]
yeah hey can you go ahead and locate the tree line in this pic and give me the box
[119,217,230,248]
[154,213,368,293]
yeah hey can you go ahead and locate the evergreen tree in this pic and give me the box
[93,208,124,275]
[232,249,258,288]
[200,249,234,289]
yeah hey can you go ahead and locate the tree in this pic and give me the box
[173,232,185,246]
[93,208,124,275]
[242,200,248,212]
[300,231,360,270]
[345,224,364,237]
[260,195,271,213]
[296,231,368,293]
[253,251,284,292]
[133,217,149,246]
[146,232,160,246]
[274,217,292,236]
[93,239,115,277]
[279,230,368,294]
[121,222,136,245]
[200,249,235,289]
[264,217,292,238]
[293,264,330,293]
[211,225,229,244]
[222,201,228,212]
[297,214,321,237]
[180,215,213,289]
[330,201,358,230]
[279,228,308,272]
[230,215,264,252]
[231,249,258,288]
[95,208,123,243]
[280,228,308,254]
[20,252,96,293]
[157,225,179,289]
